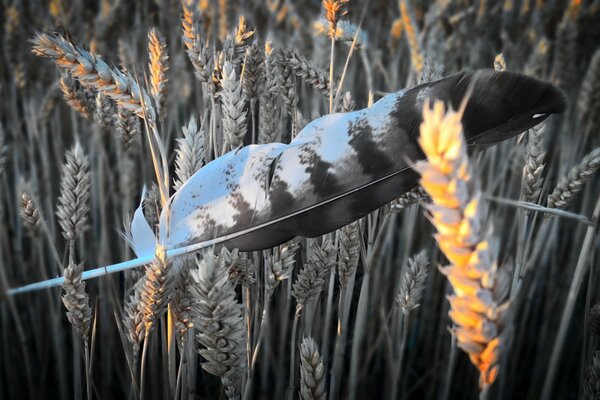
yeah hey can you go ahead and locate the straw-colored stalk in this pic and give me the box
[414,100,510,389]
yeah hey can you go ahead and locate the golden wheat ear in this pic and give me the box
[8,71,566,296]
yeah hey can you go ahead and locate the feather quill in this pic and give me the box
[8,70,565,295]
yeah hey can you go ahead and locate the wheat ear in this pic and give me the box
[396,250,430,315]
[299,337,326,400]
[191,251,245,399]
[147,28,169,122]
[56,143,90,242]
[32,32,156,122]
[62,262,92,341]
[174,115,206,191]
[547,147,600,210]
[414,100,510,389]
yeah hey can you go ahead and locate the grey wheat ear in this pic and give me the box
[338,222,360,290]
[590,303,600,337]
[293,239,336,305]
[62,262,92,341]
[94,93,115,130]
[522,123,546,204]
[265,242,300,297]
[241,40,265,104]
[59,75,92,119]
[299,337,326,400]
[220,62,247,152]
[280,50,332,96]
[396,250,429,315]
[547,147,600,211]
[123,280,145,355]
[581,351,600,400]
[391,186,429,212]
[56,143,90,242]
[577,48,600,137]
[20,191,42,237]
[191,251,245,399]
[171,257,195,346]
[174,115,205,191]
[115,107,140,150]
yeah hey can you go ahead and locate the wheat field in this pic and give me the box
[0,1,600,399]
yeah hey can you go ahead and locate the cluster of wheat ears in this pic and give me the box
[1,0,600,399]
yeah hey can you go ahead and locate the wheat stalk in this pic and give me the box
[414,100,510,389]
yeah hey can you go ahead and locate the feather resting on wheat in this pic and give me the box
[9,70,565,295]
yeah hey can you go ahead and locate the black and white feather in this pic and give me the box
[11,70,566,294]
